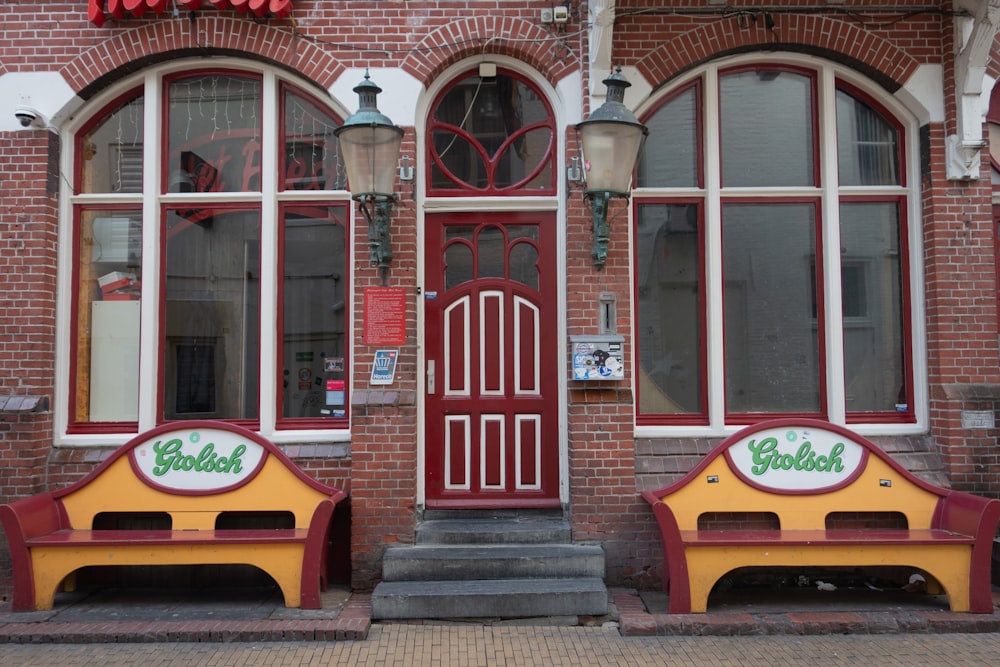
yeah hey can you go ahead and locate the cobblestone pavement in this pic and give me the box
[1,624,999,666]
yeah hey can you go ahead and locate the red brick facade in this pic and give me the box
[2,2,1000,603]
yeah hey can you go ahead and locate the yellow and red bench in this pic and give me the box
[642,418,1000,614]
[0,421,346,612]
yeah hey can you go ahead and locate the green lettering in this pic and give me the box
[223,444,246,474]
[826,442,845,472]
[195,443,217,472]
[152,439,182,477]
[747,438,779,475]
[148,439,248,477]
[743,436,850,478]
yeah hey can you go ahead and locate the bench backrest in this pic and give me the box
[51,422,344,531]
[643,419,946,532]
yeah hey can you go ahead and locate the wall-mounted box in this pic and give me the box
[570,335,625,381]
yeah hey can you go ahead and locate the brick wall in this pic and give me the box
[1,1,999,600]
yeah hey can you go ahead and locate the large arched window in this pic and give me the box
[634,60,916,429]
[67,65,350,437]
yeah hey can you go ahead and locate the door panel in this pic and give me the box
[425,212,559,507]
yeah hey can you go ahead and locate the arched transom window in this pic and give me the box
[427,68,556,196]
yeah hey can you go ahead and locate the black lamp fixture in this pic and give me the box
[334,71,405,275]
[575,67,648,269]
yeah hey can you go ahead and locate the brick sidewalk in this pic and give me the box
[614,590,1000,636]
[2,587,1000,644]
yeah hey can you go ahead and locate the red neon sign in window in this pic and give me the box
[88,0,294,28]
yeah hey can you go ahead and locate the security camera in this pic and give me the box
[14,105,44,128]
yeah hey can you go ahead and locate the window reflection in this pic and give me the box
[636,204,702,414]
[79,93,144,194]
[836,89,900,186]
[723,203,820,413]
[281,205,348,420]
[74,209,142,423]
[163,208,260,420]
[840,202,905,412]
[721,69,814,187]
[638,85,699,188]
[282,88,346,191]
[166,74,263,193]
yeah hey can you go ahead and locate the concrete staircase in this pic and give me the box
[371,510,608,620]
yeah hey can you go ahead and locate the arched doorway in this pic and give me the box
[422,67,561,508]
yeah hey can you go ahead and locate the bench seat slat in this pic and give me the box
[26,529,309,547]
[680,528,975,547]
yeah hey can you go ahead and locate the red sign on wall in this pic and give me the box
[364,287,407,346]
[89,1,294,28]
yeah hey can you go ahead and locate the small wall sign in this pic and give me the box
[724,423,868,493]
[364,286,407,345]
[961,410,995,430]
[129,426,267,493]
[370,349,398,385]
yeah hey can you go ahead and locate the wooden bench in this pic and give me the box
[642,418,1000,614]
[0,421,347,612]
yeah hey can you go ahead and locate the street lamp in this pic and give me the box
[575,67,648,269]
[334,71,405,275]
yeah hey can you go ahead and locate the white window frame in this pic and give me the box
[631,54,927,438]
[55,58,355,446]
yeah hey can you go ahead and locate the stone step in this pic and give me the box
[416,517,571,545]
[371,578,608,620]
[382,544,605,582]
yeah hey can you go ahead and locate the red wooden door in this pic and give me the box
[424,212,559,508]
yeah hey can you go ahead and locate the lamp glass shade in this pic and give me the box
[337,123,403,198]
[579,120,646,193]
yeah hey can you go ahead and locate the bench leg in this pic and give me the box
[32,565,73,611]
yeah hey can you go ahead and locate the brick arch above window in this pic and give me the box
[401,17,574,86]
[635,16,920,93]
[60,18,342,98]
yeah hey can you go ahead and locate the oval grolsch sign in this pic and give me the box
[130,427,267,493]
[725,424,867,492]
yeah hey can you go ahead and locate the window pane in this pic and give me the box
[638,86,698,188]
[477,225,506,279]
[281,205,348,420]
[840,202,906,412]
[721,70,814,187]
[79,94,144,193]
[163,209,260,420]
[166,74,262,193]
[837,89,900,186]
[636,204,702,414]
[74,210,142,423]
[282,89,346,191]
[723,203,820,413]
[444,230,475,290]
[509,241,539,291]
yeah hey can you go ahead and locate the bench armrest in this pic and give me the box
[298,490,347,609]
[1,493,65,541]
[935,490,1000,538]
[935,490,1000,613]
[0,493,66,612]
[643,491,694,612]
